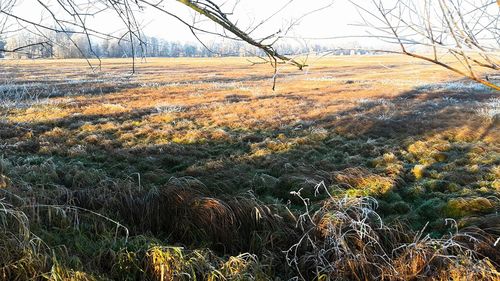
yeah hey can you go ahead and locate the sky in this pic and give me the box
[5,0,386,48]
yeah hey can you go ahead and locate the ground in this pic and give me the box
[0,56,499,280]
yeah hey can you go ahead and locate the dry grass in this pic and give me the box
[285,184,499,280]
[0,55,498,279]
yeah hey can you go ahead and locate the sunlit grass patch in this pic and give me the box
[445,197,496,218]
[42,127,70,139]
[9,104,71,123]
[82,103,128,115]
[147,113,177,124]
[371,152,403,176]
[333,167,395,196]
[172,130,207,144]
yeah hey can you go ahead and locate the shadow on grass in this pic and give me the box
[1,79,498,247]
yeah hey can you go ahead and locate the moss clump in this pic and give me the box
[412,165,427,180]
[424,180,459,193]
[371,152,403,175]
[431,152,448,162]
[334,167,394,196]
[407,139,451,165]
[492,180,500,191]
[445,197,495,218]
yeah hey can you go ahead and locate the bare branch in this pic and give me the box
[357,0,499,91]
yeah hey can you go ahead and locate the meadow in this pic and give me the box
[0,56,499,280]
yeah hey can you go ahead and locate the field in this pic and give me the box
[0,56,499,280]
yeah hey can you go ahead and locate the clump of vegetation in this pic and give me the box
[333,167,394,196]
[286,186,499,280]
[445,197,496,218]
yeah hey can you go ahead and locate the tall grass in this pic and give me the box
[0,200,49,280]
[1,181,498,280]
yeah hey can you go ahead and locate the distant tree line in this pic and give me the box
[0,37,5,58]
[0,32,374,59]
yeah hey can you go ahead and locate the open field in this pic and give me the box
[0,56,499,280]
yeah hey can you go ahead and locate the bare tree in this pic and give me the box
[353,0,499,90]
[2,1,496,90]
[0,1,325,72]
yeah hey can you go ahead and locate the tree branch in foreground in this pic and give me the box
[354,0,499,91]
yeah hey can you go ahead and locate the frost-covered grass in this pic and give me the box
[0,81,55,109]
[155,104,186,113]
[417,81,493,92]
[475,98,500,119]
[0,56,498,280]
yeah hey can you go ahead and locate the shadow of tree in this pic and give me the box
[1,77,498,247]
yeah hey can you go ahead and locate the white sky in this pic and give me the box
[7,0,386,47]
